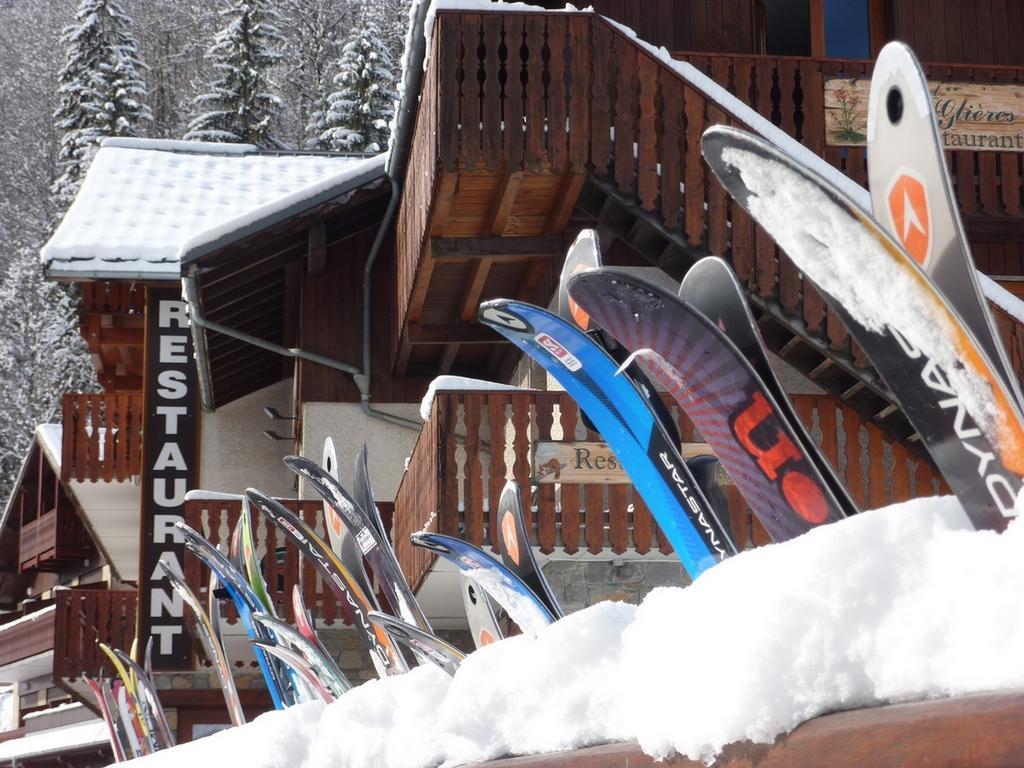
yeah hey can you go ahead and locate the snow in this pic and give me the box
[0,718,108,761]
[131,496,1024,768]
[718,144,1017,453]
[418,376,537,421]
[183,490,244,502]
[979,273,1024,325]
[22,701,85,720]
[0,604,56,634]
[34,424,62,472]
[42,141,382,279]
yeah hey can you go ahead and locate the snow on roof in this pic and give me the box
[22,702,85,721]
[35,424,62,472]
[0,718,107,761]
[42,139,385,281]
[129,496,1024,768]
[0,605,56,635]
[419,375,537,421]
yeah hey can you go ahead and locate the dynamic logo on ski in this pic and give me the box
[501,511,521,566]
[536,333,582,371]
[886,169,931,267]
[730,391,828,524]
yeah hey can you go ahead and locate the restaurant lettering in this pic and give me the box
[139,287,198,669]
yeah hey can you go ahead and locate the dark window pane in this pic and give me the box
[763,0,811,56]
[825,0,871,58]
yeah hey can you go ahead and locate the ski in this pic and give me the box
[568,268,850,541]
[411,532,555,638]
[112,648,175,750]
[240,497,276,614]
[177,520,294,708]
[285,455,431,632]
[868,41,1024,408]
[251,612,352,697]
[367,611,465,676]
[244,488,408,677]
[292,584,334,666]
[251,642,336,703]
[160,563,245,726]
[702,125,1024,529]
[460,574,503,649]
[479,299,738,576]
[495,480,563,618]
[355,443,389,541]
[83,674,127,763]
[98,643,155,753]
[678,256,859,517]
[316,439,379,611]
[557,229,681,446]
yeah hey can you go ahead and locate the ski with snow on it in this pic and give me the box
[557,230,681,446]
[702,125,1024,530]
[479,299,738,577]
[678,257,859,518]
[495,480,563,618]
[867,41,1024,410]
[568,268,850,542]
[355,443,389,541]
[411,531,555,638]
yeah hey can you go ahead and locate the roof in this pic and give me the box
[0,426,61,538]
[41,138,386,281]
[0,719,108,761]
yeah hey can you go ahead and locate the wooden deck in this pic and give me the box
[465,690,1024,768]
[394,8,1024,441]
[61,392,143,483]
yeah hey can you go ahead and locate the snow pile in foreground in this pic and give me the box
[134,497,1024,768]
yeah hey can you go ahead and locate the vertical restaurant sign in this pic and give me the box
[825,78,1024,151]
[139,286,198,669]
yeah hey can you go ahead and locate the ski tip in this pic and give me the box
[478,299,534,337]
[868,42,930,144]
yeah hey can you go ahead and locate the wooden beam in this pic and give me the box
[438,343,461,375]
[394,328,413,376]
[460,259,493,322]
[407,322,499,345]
[488,170,524,235]
[546,172,587,235]
[307,222,326,275]
[431,171,458,233]
[406,240,436,324]
[431,236,563,260]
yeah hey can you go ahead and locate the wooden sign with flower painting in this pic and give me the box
[825,77,1024,151]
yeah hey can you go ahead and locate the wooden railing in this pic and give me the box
[62,393,143,482]
[182,498,395,626]
[400,10,1024,386]
[53,589,137,682]
[393,390,946,589]
[0,605,56,670]
[19,507,94,573]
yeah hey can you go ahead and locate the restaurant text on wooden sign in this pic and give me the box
[534,441,730,485]
[825,78,1024,151]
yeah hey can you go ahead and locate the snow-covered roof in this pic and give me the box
[0,425,62,541]
[42,138,386,281]
[0,719,108,761]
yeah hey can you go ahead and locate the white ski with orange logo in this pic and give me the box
[867,41,1024,409]
[495,480,563,618]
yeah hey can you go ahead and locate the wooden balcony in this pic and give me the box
[19,507,94,573]
[182,498,395,627]
[395,9,1024,441]
[393,390,946,592]
[0,606,56,670]
[61,393,143,483]
[54,589,137,681]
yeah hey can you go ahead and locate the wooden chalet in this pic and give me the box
[2,0,1024,762]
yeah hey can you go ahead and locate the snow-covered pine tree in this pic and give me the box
[184,0,286,148]
[0,250,97,511]
[51,0,151,210]
[315,20,398,153]
[360,0,412,67]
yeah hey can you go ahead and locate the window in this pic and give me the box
[754,0,886,58]
[823,0,871,58]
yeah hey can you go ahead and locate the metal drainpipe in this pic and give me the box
[183,0,431,434]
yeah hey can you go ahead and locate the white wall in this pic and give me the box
[199,379,296,498]
[299,402,422,502]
